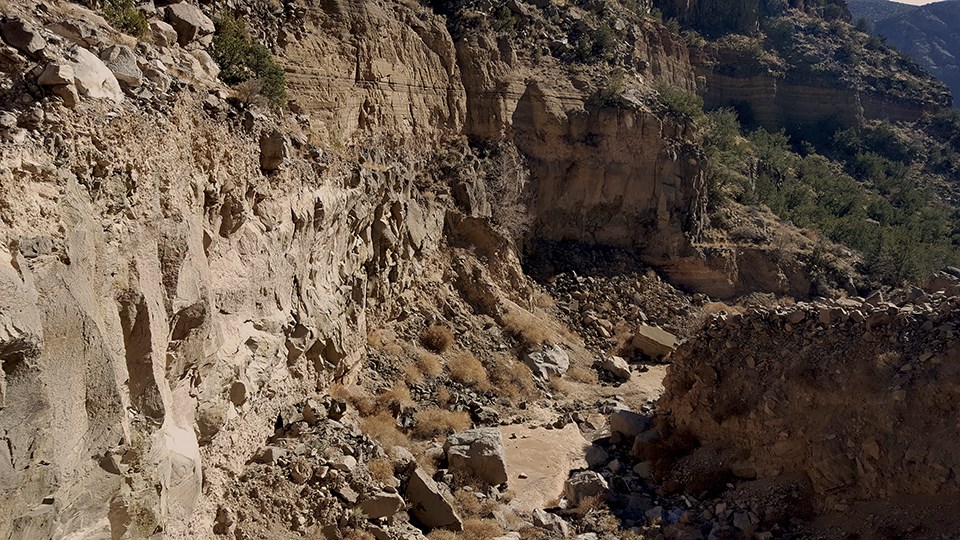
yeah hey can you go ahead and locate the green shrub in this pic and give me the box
[590,68,626,107]
[102,0,147,37]
[209,15,286,106]
[654,82,703,118]
[571,23,618,63]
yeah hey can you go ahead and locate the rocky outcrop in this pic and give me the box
[278,0,466,143]
[651,288,960,510]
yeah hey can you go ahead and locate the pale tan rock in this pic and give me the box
[631,324,678,359]
[405,468,463,531]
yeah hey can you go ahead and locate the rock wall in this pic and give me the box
[278,0,466,142]
[654,288,960,509]
[453,20,714,293]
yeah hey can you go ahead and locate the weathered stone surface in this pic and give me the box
[500,423,590,513]
[259,130,289,171]
[609,409,651,440]
[405,469,463,531]
[1,19,46,57]
[523,344,570,380]
[59,45,123,102]
[149,20,178,47]
[631,324,678,359]
[564,471,609,506]
[599,356,631,381]
[444,428,508,486]
[532,508,569,537]
[99,44,142,87]
[164,3,215,47]
[359,491,405,519]
[38,63,74,86]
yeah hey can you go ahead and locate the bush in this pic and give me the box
[590,68,626,107]
[209,14,286,106]
[412,408,472,439]
[419,324,454,353]
[654,82,703,118]
[102,0,147,37]
[448,352,490,390]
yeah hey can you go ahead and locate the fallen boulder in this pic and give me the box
[444,428,508,486]
[523,344,570,380]
[631,324,678,360]
[165,3,215,48]
[405,468,463,531]
[359,491,405,519]
[564,471,608,506]
[598,356,631,381]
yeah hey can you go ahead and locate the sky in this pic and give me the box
[894,0,939,4]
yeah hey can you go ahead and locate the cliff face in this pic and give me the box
[655,291,960,510]
[690,10,951,134]
[655,0,850,37]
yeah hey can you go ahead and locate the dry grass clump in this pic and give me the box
[548,375,572,396]
[416,350,444,378]
[404,362,425,384]
[330,384,377,416]
[412,407,472,440]
[566,366,599,384]
[376,381,414,412]
[448,352,491,391]
[420,323,454,353]
[426,519,504,540]
[366,458,395,484]
[359,412,411,448]
[342,530,375,540]
[454,490,499,518]
[502,308,555,350]
[436,385,452,406]
[488,353,536,401]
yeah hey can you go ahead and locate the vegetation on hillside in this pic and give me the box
[209,14,286,106]
[704,107,960,284]
[102,0,148,37]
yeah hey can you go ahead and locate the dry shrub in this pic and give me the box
[366,458,395,483]
[448,352,490,391]
[502,308,554,350]
[404,362,425,384]
[488,353,536,401]
[426,531,457,540]
[566,366,599,384]
[330,384,376,416]
[376,382,413,412]
[454,490,499,518]
[359,412,411,448]
[436,385,452,406]
[533,290,556,309]
[420,324,454,353]
[413,407,471,440]
[460,518,504,540]
[417,351,444,378]
[548,376,572,396]
[342,530,375,540]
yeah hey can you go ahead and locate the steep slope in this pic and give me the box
[871,0,960,107]
[847,0,917,28]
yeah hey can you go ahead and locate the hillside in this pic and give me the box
[3,0,960,539]
[849,0,960,106]
[846,0,917,28]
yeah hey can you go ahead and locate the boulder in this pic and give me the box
[599,356,631,381]
[149,20,179,47]
[532,508,569,537]
[62,45,123,103]
[99,45,142,87]
[164,3,215,48]
[1,19,46,57]
[523,344,570,380]
[259,130,289,171]
[405,468,463,531]
[359,491,405,519]
[609,409,650,441]
[444,428,508,486]
[584,444,609,468]
[631,324,678,359]
[564,471,608,506]
[38,64,74,86]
